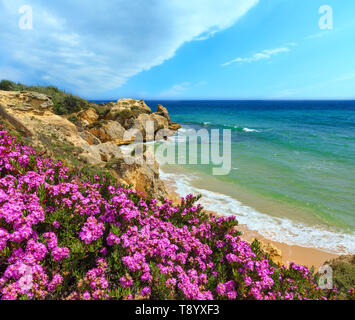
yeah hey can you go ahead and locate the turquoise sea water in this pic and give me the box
[145,100,355,254]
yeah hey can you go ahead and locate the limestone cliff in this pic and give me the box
[0,90,180,198]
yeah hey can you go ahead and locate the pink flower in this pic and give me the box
[53,221,61,229]
[82,291,91,300]
[52,247,70,262]
[141,287,151,297]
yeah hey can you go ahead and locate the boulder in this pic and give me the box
[152,114,169,131]
[89,121,126,143]
[78,107,99,126]
[82,142,123,163]
[109,154,167,198]
[79,130,101,145]
[131,114,153,141]
[114,138,136,146]
[169,122,182,131]
[131,114,170,141]
[156,104,171,122]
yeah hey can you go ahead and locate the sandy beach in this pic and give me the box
[164,178,339,271]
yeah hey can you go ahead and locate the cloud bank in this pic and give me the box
[0,0,258,96]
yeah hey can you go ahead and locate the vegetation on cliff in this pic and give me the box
[0,130,343,300]
[0,79,88,115]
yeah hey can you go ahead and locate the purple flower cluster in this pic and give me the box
[0,130,334,300]
[79,217,105,245]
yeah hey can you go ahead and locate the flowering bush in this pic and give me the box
[0,130,338,300]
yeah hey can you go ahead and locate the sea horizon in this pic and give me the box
[92,99,355,103]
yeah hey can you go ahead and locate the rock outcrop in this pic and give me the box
[0,91,180,198]
[78,107,99,126]
[156,104,171,122]
[89,121,126,143]
[169,122,182,131]
[261,242,282,266]
[108,154,167,198]
[106,98,152,121]
[252,239,283,265]
[99,99,174,141]
[0,90,53,115]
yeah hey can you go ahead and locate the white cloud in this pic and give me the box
[159,80,207,97]
[222,45,292,66]
[0,0,258,96]
[334,73,355,82]
[305,31,330,40]
[159,82,191,97]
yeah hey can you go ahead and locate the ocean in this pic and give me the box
[94,99,355,254]
[146,100,355,255]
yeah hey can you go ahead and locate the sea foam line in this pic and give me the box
[160,170,355,255]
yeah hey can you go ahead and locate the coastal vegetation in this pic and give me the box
[0,129,349,300]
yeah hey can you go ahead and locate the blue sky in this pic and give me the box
[0,0,354,100]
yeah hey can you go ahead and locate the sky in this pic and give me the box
[0,0,354,100]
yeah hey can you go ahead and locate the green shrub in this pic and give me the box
[319,256,355,300]
[93,105,111,119]
[53,95,87,115]
[118,109,134,119]
[0,80,15,91]
[68,115,80,125]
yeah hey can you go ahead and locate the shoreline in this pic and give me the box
[163,177,339,270]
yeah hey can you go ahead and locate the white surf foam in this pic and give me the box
[243,128,260,133]
[160,170,355,255]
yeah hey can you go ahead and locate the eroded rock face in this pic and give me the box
[109,154,167,198]
[89,121,126,143]
[82,142,123,164]
[253,239,283,266]
[131,113,170,141]
[152,114,169,131]
[156,104,171,122]
[0,90,53,114]
[78,130,101,145]
[78,107,99,126]
[114,138,136,146]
